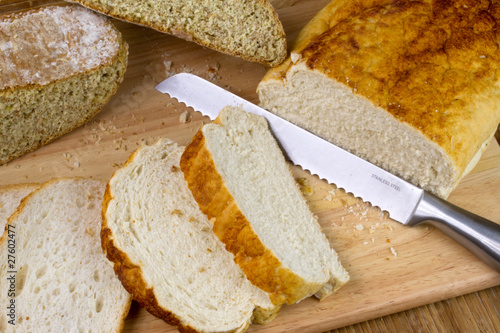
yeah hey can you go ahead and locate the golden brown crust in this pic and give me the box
[261,0,500,184]
[180,124,317,306]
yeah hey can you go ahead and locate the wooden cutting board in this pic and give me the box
[1,1,499,332]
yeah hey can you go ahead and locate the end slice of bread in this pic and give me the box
[102,138,279,333]
[0,178,132,332]
[68,0,286,66]
[0,5,128,164]
[180,106,349,305]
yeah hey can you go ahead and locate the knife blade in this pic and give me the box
[156,73,500,272]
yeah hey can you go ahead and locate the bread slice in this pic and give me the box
[0,5,128,164]
[68,0,286,66]
[0,178,132,332]
[180,106,349,305]
[257,0,500,199]
[0,183,40,232]
[102,138,280,333]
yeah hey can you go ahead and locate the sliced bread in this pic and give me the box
[68,0,286,66]
[180,106,349,305]
[257,0,500,198]
[0,5,128,164]
[0,183,40,232]
[102,138,279,333]
[0,178,132,332]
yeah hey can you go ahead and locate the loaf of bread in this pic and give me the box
[0,178,132,332]
[67,0,286,66]
[180,106,349,305]
[102,138,280,333]
[0,183,39,232]
[0,5,128,165]
[257,0,500,198]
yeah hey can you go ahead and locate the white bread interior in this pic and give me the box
[0,183,40,232]
[258,63,458,198]
[102,138,279,333]
[181,106,349,305]
[0,178,132,332]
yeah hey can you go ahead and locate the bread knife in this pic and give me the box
[155,73,500,272]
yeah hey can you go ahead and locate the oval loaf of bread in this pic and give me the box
[257,0,500,198]
[0,178,132,332]
[68,0,286,66]
[0,5,128,165]
[180,106,349,306]
[102,138,280,333]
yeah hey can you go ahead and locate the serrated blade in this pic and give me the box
[155,73,423,224]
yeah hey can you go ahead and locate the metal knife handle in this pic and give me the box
[408,192,500,272]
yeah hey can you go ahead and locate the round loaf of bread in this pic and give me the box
[0,5,128,165]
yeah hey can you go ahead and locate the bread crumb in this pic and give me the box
[291,52,301,63]
[164,60,172,71]
[354,224,364,231]
[179,110,191,123]
[297,177,313,195]
[390,247,397,257]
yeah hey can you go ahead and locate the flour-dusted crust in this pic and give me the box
[0,5,128,164]
[69,0,286,66]
[258,0,500,198]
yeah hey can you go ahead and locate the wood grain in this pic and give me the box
[1,1,499,332]
[330,286,500,333]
